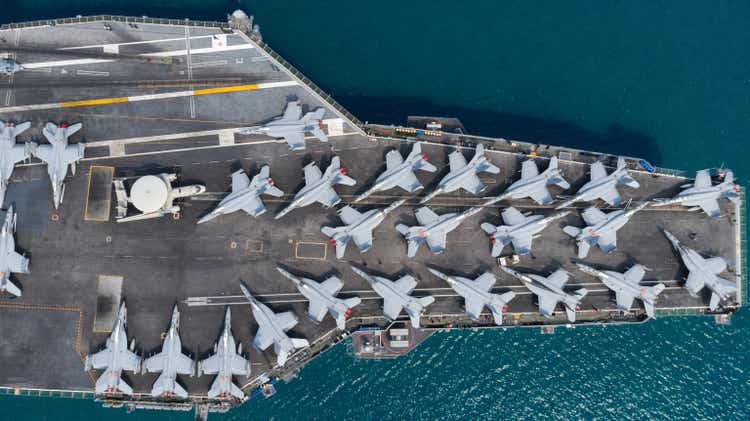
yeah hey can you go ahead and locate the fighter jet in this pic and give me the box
[555,157,639,209]
[321,199,405,259]
[351,266,435,328]
[562,202,648,258]
[500,266,588,322]
[198,165,284,224]
[143,306,195,398]
[420,143,500,203]
[484,157,570,206]
[0,121,32,208]
[239,101,327,150]
[427,268,515,325]
[662,229,736,311]
[276,267,362,330]
[28,122,86,209]
[0,58,23,74]
[354,143,437,202]
[198,307,251,400]
[652,169,740,217]
[396,206,482,257]
[84,302,141,395]
[275,156,356,219]
[239,283,309,367]
[576,263,665,318]
[0,206,29,297]
[480,207,570,256]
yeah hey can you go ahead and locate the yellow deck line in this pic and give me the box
[193,84,259,95]
[61,97,129,108]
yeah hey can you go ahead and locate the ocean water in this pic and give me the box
[2,1,749,419]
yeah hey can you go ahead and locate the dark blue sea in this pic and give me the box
[2,1,749,419]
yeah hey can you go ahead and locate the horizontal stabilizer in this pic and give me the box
[332,173,357,186]
[576,241,591,258]
[618,175,640,189]
[291,338,310,349]
[396,223,412,236]
[419,296,436,308]
[548,175,570,190]
[562,225,581,238]
[344,297,362,309]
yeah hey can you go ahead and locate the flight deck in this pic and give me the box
[0,12,744,415]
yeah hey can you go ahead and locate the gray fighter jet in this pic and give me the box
[428,268,515,325]
[354,143,437,202]
[84,302,141,395]
[0,206,29,297]
[351,266,435,328]
[143,306,195,398]
[663,229,736,311]
[0,58,23,74]
[484,157,570,206]
[276,267,362,330]
[28,122,86,209]
[555,157,639,209]
[239,283,309,367]
[562,202,648,258]
[0,121,32,208]
[420,143,500,203]
[321,199,405,259]
[576,263,665,318]
[652,169,739,217]
[500,266,588,322]
[198,165,284,224]
[239,101,327,150]
[275,156,356,219]
[396,206,482,257]
[198,307,251,400]
[480,207,570,256]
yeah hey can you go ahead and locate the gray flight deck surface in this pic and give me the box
[0,13,744,412]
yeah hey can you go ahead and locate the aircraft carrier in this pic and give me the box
[0,11,745,417]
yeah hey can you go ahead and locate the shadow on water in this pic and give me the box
[336,94,662,163]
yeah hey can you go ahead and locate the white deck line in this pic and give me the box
[59,34,225,50]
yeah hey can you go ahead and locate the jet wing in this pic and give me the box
[694,170,712,189]
[396,171,421,192]
[86,348,112,370]
[581,207,607,225]
[307,299,329,323]
[415,207,440,225]
[598,186,622,206]
[464,298,486,320]
[425,231,447,254]
[510,234,533,255]
[274,311,298,331]
[697,200,721,218]
[474,273,496,292]
[501,207,527,226]
[545,269,570,289]
[313,185,341,208]
[385,150,404,169]
[685,271,705,294]
[173,353,195,375]
[448,150,467,171]
[283,132,306,151]
[303,163,322,184]
[8,144,29,165]
[537,293,558,316]
[240,195,266,216]
[615,291,636,311]
[338,206,363,225]
[143,353,166,373]
[590,161,608,180]
[394,275,417,294]
[315,277,342,297]
[528,187,553,205]
[231,171,251,191]
[253,326,275,351]
[705,256,728,274]
[231,354,250,376]
[199,354,222,374]
[63,145,83,164]
[460,174,485,195]
[596,231,618,253]
[623,265,646,285]
[119,349,141,373]
[382,298,404,321]
[520,160,539,179]
[33,144,54,164]
[7,251,28,273]
[352,230,374,252]
[281,101,303,121]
